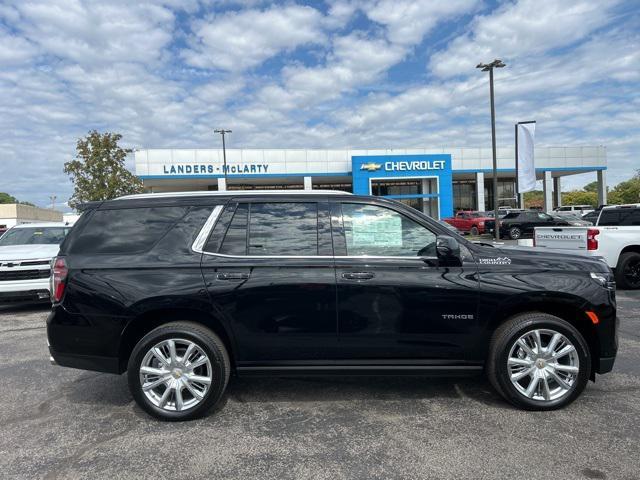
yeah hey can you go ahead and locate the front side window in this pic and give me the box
[248,203,318,256]
[341,203,436,257]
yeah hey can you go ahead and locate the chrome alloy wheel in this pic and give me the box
[507,329,579,402]
[139,338,212,412]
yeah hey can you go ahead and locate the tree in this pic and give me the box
[0,192,18,204]
[64,131,143,208]
[608,171,640,205]
[583,181,598,193]
[522,190,543,208]
[562,190,597,207]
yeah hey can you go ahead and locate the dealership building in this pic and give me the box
[134,146,607,219]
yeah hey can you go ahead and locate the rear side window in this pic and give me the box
[598,210,621,226]
[69,207,188,254]
[618,208,640,226]
[219,204,248,255]
[600,208,640,226]
[248,203,318,256]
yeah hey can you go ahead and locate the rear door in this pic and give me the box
[200,198,339,366]
[331,200,479,362]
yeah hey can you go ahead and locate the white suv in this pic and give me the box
[0,223,72,303]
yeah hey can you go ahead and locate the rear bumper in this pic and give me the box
[47,305,129,374]
[48,347,120,374]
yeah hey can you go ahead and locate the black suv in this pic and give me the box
[494,211,570,240]
[48,191,618,420]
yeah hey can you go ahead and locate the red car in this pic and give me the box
[444,211,493,236]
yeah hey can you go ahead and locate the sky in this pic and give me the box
[0,0,638,209]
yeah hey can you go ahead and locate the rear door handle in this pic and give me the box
[216,272,250,280]
[342,272,375,280]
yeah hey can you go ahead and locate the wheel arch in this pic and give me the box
[118,307,235,374]
[491,297,600,379]
[619,244,640,257]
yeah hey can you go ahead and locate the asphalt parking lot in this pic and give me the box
[1,292,639,480]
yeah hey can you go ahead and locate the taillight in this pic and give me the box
[587,228,600,251]
[51,257,68,303]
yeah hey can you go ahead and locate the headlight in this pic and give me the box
[479,221,485,226]
[590,272,615,290]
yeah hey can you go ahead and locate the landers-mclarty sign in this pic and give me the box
[162,163,269,175]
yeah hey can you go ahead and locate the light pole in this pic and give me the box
[477,59,505,241]
[214,129,232,188]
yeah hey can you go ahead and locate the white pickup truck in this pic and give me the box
[534,204,640,289]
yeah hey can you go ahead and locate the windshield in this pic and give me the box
[0,227,70,246]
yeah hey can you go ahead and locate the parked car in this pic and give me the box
[550,213,593,226]
[437,219,462,234]
[534,204,640,289]
[488,211,571,240]
[0,222,72,303]
[47,191,617,420]
[581,205,607,224]
[554,205,594,215]
[444,211,493,236]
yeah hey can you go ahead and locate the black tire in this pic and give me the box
[487,312,591,411]
[127,321,230,421]
[508,226,522,240]
[615,252,640,290]
[470,226,479,236]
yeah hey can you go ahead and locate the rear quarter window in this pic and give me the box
[68,206,189,254]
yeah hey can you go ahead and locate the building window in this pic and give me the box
[453,181,476,211]
[484,179,516,210]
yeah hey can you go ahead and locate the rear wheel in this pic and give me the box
[487,312,590,410]
[127,322,230,421]
[615,252,640,289]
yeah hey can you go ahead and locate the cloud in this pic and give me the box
[8,0,177,67]
[182,4,325,71]
[363,0,479,45]
[429,0,621,78]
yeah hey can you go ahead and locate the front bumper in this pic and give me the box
[0,278,51,303]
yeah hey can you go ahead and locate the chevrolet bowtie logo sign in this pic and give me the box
[360,162,382,172]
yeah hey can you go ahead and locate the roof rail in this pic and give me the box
[115,189,352,200]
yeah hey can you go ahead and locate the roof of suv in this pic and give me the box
[116,190,352,200]
[602,204,640,210]
[11,222,69,229]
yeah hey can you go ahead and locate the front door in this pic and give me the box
[201,199,339,366]
[331,201,479,362]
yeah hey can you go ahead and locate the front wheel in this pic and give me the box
[487,313,591,410]
[615,252,640,289]
[508,226,522,240]
[470,226,479,236]
[127,322,230,421]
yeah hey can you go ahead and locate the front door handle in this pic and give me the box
[216,272,250,281]
[342,272,375,280]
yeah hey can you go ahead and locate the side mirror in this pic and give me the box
[436,235,461,266]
